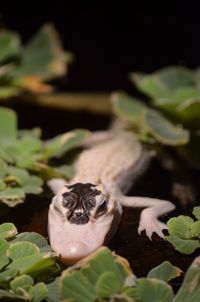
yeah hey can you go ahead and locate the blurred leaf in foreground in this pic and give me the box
[173,256,200,302]
[0,222,60,302]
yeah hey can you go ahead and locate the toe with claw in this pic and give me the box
[138,209,168,240]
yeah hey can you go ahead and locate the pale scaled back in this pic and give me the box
[73,131,142,192]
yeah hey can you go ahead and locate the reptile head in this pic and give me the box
[48,182,121,263]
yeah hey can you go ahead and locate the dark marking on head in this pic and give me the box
[62,183,101,224]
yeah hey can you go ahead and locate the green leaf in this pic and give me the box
[0,146,14,163]
[0,288,28,301]
[4,137,43,169]
[6,167,29,185]
[137,278,174,302]
[167,215,194,239]
[145,109,189,146]
[166,235,200,255]
[8,242,40,261]
[0,179,6,190]
[0,222,18,239]
[166,215,200,254]
[112,93,189,146]
[53,164,75,180]
[10,274,34,293]
[46,277,60,302]
[96,271,124,298]
[147,261,182,282]
[60,247,133,301]
[44,129,90,159]
[112,93,146,128]
[14,23,67,81]
[11,232,51,252]
[174,256,200,302]
[0,268,19,285]
[123,287,141,301]
[29,282,48,302]
[158,66,195,90]
[0,187,25,207]
[60,270,96,302]
[190,221,200,237]
[0,158,8,178]
[19,128,42,140]
[0,107,17,144]
[17,137,43,155]
[0,30,21,63]
[176,98,200,128]
[151,87,200,113]
[132,67,195,98]
[0,238,9,271]
[22,176,43,194]
[131,72,169,98]
[131,67,200,129]
[7,252,58,278]
[193,207,200,221]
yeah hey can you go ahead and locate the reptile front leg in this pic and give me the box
[117,193,175,239]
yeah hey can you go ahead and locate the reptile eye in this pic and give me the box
[94,199,107,218]
[99,200,107,210]
[62,194,75,208]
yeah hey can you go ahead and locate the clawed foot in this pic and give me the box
[138,210,168,240]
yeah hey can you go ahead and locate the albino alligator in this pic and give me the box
[48,130,175,263]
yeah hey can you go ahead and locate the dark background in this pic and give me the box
[1,3,199,92]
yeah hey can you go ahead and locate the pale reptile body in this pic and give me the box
[48,130,175,262]
[73,131,142,193]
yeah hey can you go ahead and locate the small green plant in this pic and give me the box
[127,66,200,167]
[0,23,71,99]
[0,222,61,301]
[112,93,189,146]
[0,107,89,207]
[1,225,200,302]
[131,66,200,129]
[166,207,200,254]
[60,246,200,302]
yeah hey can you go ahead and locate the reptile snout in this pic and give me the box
[62,242,89,262]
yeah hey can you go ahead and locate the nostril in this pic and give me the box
[75,212,83,217]
[68,213,89,224]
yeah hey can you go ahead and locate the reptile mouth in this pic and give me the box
[48,205,115,263]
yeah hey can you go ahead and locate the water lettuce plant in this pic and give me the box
[0,23,71,99]
[0,107,89,207]
[0,222,60,301]
[166,207,200,254]
[128,66,200,167]
[59,247,200,302]
[131,66,200,129]
[112,93,189,146]
[1,222,200,302]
